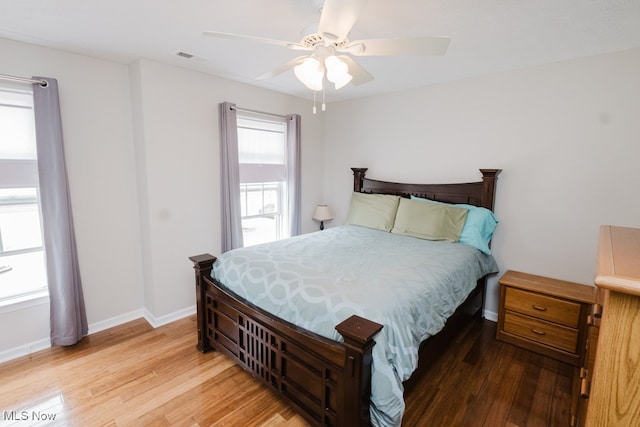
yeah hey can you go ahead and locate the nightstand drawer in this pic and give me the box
[503,311,579,353]
[505,287,582,328]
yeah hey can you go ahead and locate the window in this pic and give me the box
[0,87,47,302]
[237,115,289,246]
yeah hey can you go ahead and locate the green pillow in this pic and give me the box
[411,195,498,254]
[345,193,400,232]
[391,198,468,242]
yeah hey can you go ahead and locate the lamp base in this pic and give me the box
[320,221,325,231]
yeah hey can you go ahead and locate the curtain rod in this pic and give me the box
[0,73,48,87]
[230,105,288,120]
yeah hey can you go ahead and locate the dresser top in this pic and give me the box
[595,225,640,296]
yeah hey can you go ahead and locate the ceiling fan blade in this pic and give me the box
[318,0,367,43]
[346,36,451,56]
[203,30,309,50]
[338,56,374,86]
[256,56,307,80]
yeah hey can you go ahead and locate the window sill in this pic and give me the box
[0,289,49,314]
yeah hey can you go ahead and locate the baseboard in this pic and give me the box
[144,305,196,328]
[0,305,196,365]
[0,337,51,365]
[88,308,146,335]
[483,309,498,322]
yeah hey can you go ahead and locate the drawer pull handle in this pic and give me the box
[532,305,547,312]
[531,328,546,335]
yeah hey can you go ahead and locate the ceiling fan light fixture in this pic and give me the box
[332,73,353,90]
[294,57,324,91]
[324,55,352,90]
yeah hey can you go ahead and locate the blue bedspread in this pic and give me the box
[211,225,498,426]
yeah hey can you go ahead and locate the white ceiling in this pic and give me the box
[1,0,639,103]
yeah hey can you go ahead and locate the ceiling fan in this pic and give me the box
[203,0,450,102]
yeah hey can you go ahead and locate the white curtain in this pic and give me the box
[32,77,88,346]
[219,102,244,252]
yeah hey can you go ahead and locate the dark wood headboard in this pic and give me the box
[351,168,501,211]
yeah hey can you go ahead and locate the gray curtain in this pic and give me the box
[286,114,301,237]
[219,102,244,252]
[32,77,88,346]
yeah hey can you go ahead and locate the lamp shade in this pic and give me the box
[294,57,324,91]
[325,55,352,90]
[312,204,333,222]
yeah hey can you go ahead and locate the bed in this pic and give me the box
[190,167,501,426]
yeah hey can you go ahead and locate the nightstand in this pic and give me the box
[497,270,596,366]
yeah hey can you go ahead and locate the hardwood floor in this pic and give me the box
[0,316,572,426]
[402,318,572,426]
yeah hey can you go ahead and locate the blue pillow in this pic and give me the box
[410,196,498,255]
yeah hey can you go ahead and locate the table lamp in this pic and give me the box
[312,204,333,230]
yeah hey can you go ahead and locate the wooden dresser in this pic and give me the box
[583,225,640,426]
[497,270,596,366]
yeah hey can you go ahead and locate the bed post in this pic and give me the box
[189,253,217,352]
[351,168,368,192]
[479,169,501,210]
[479,169,501,319]
[335,315,383,426]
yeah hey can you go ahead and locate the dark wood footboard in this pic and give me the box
[190,254,383,427]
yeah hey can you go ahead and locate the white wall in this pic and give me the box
[323,48,640,318]
[129,58,325,320]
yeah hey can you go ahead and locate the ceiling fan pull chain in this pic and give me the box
[322,84,326,111]
[313,90,317,114]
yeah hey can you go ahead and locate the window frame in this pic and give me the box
[0,86,48,305]
[236,113,289,246]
